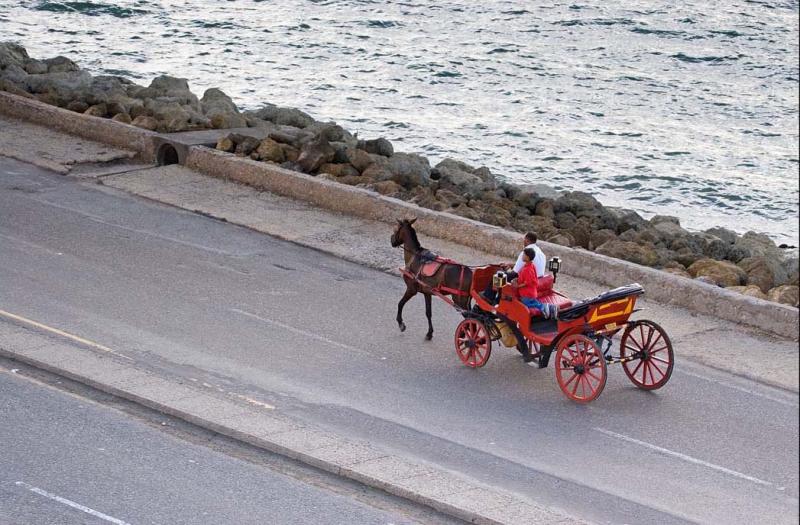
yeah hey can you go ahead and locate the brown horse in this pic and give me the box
[391,219,472,340]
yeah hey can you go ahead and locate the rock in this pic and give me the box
[281,144,300,162]
[567,217,593,249]
[737,256,787,293]
[216,136,235,153]
[726,244,751,263]
[66,100,89,113]
[386,152,431,188]
[547,231,576,247]
[534,199,555,219]
[727,285,768,300]
[361,137,394,157]
[318,163,360,178]
[235,136,261,156]
[618,229,638,242]
[135,75,198,106]
[247,104,315,128]
[673,247,703,268]
[606,207,648,233]
[554,191,601,214]
[651,217,689,244]
[781,257,798,283]
[201,88,247,129]
[24,59,48,75]
[554,211,577,230]
[23,70,93,105]
[732,231,780,259]
[662,267,691,279]
[767,285,799,307]
[0,42,29,69]
[345,147,374,173]
[705,226,738,245]
[513,215,558,240]
[596,240,659,266]
[254,138,285,163]
[111,112,132,124]
[131,115,158,131]
[698,233,730,260]
[590,229,617,251]
[368,180,403,196]
[83,103,107,118]
[408,186,442,211]
[650,215,681,226]
[1,63,28,86]
[305,121,356,145]
[687,258,747,287]
[435,158,493,198]
[0,78,32,97]
[44,55,80,73]
[296,137,335,173]
[436,189,467,209]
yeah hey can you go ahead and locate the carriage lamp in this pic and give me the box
[493,270,508,289]
[548,257,561,282]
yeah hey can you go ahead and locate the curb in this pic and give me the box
[1,91,797,340]
[0,320,582,525]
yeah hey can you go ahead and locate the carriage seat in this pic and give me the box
[528,274,573,316]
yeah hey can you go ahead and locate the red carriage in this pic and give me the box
[392,219,674,403]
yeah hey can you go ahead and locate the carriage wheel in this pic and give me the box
[555,334,607,403]
[620,320,674,390]
[454,319,492,368]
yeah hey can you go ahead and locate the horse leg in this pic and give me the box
[396,284,416,332]
[424,293,434,341]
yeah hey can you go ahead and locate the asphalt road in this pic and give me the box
[0,365,422,525]
[1,157,798,524]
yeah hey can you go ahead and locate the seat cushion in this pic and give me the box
[528,292,573,316]
[537,274,554,295]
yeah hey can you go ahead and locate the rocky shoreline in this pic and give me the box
[2,42,797,308]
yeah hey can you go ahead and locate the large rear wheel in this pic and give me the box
[454,319,492,368]
[620,320,674,390]
[555,334,607,403]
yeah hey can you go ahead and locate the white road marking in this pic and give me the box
[676,368,798,407]
[230,307,375,358]
[15,482,131,525]
[234,393,276,410]
[0,309,131,360]
[594,428,774,487]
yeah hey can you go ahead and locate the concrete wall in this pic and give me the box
[0,91,157,162]
[2,91,797,339]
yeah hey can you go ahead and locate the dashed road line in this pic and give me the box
[15,482,131,525]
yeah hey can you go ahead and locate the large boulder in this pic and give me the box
[254,138,285,163]
[705,226,738,245]
[595,240,659,267]
[134,75,198,106]
[688,258,747,287]
[201,88,247,129]
[0,42,29,69]
[732,231,781,260]
[386,152,431,188]
[296,137,335,173]
[606,207,648,233]
[767,285,799,307]
[554,191,601,215]
[247,104,315,128]
[360,137,394,157]
[318,162,359,178]
[434,158,494,198]
[305,121,356,145]
[737,256,788,293]
[589,229,617,250]
[44,55,80,73]
[23,70,93,105]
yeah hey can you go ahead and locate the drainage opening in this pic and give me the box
[157,144,180,166]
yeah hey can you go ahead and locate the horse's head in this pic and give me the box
[391,218,417,248]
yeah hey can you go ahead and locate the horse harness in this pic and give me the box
[410,249,469,297]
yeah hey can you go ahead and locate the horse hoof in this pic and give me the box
[398,323,406,332]
[425,334,433,341]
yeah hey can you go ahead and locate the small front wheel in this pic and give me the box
[454,319,492,368]
[555,334,607,403]
[620,320,674,390]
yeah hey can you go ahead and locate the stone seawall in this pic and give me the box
[1,90,797,339]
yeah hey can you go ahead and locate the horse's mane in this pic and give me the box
[406,222,422,250]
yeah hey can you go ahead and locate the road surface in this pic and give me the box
[1,157,797,524]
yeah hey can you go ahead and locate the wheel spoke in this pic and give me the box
[630,359,644,378]
[652,356,670,365]
[648,332,664,351]
[649,345,669,355]
[649,360,666,380]
[571,374,581,397]
[585,368,602,382]
[563,371,580,389]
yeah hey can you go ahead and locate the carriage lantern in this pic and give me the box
[548,257,561,282]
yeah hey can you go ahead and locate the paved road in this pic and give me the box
[1,157,798,524]
[0,365,427,525]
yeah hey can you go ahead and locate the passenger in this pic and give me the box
[513,232,546,277]
[515,248,558,319]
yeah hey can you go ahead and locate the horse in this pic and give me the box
[391,218,472,340]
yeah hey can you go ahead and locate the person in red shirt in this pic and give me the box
[515,248,558,319]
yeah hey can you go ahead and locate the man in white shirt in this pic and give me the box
[512,232,546,277]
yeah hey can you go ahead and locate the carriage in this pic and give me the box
[392,219,674,403]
